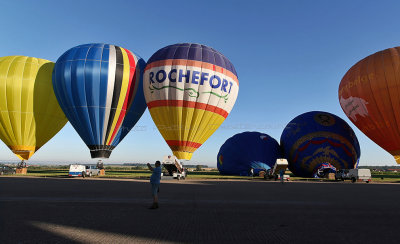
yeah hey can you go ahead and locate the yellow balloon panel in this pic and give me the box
[0,56,67,160]
[148,105,226,160]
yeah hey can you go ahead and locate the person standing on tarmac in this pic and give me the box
[249,168,254,177]
[279,169,285,184]
[147,161,162,209]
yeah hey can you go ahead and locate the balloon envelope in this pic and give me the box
[280,111,360,178]
[313,162,336,178]
[143,43,239,160]
[339,47,400,164]
[53,43,146,158]
[0,56,68,160]
[217,132,280,176]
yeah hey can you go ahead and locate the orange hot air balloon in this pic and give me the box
[339,47,400,164]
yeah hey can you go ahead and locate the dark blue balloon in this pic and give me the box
[280,111,361,178]
[217,132,280,176]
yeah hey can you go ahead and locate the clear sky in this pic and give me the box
[0,0,399,166]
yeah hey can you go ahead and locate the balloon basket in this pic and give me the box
[326,173,335,180]
[16,168,27,175]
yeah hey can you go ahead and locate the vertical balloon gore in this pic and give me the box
[339,47,400,164]
[173,151,193,161]
[143,43,239,160]
[53,44,147,159]
[217,132,280,176]
[0,56,68,160]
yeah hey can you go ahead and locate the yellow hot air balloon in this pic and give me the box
[0,56,67,160]
[144,43,239,160]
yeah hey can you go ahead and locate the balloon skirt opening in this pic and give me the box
[10,146,36,160]
[90,150,112,159]
[173,151,193,160]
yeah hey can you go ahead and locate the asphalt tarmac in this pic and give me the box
[0,177,399,244]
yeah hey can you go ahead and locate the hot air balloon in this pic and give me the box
[0,56,68,161]
[280,111,360,178]
[143,43,239,160]
[217,132,280,176]
[339,47,400,164]
[313,162,336,178]
[52,43,146,158]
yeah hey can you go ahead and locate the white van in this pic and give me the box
[69,164,86,177]
[348,169,371,183]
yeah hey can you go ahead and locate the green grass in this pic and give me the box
[370,173,400,183]
[185,171,251,180]
[21,168,151,179]
[100,170,150,178]
[5,168,400,183]
[15,168,254,180]
[102,170,250,180]
[26,169,69,177]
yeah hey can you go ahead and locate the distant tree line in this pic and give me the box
[359,166,400,170]
[122,163,208,168]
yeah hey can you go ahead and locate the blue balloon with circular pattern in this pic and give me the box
[280,111,361,178]
[217,132,280,176]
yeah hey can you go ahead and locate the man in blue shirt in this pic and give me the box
[147,161,162,209]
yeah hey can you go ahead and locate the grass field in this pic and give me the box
[2,166,400,183]
[22,168,252,180]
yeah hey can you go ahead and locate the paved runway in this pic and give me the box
[0,177,399,244]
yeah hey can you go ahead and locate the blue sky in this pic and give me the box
[0,0,399,166]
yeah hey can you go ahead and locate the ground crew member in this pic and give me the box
[147,161,162,209]
[279,169,285,184]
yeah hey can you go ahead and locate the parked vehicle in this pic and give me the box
[85,165,100,177]
[335,169,349,181]
[161,155,186,180]
[69,164,100,177]
[0,165,16,175]
[276,174,290,181]
[336,169,371,183]
[264,159,290,181]
[68,164,86,177]
[349,169,371,183]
